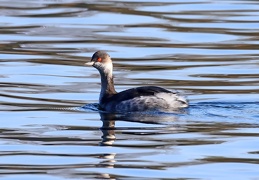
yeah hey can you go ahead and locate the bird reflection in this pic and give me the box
[98,110,186,146]
[99,113,117,146]
[96,110,187,179]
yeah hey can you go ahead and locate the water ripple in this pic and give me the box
[0,0,259,179]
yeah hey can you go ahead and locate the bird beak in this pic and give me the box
[85,61,94,66]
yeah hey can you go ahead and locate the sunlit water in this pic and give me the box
[0,0,259,179]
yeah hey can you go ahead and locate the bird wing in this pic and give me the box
[103,86,173,104]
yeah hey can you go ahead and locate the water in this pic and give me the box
[1,0,259,179]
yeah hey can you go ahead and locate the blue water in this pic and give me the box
[0,0,259,179]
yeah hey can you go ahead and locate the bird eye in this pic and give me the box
[97,57,102,62]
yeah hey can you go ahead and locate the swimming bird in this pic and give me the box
[85,51,188,112]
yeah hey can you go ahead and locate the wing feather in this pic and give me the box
[101,86,172,106]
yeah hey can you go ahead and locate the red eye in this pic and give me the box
[97,57,102,62]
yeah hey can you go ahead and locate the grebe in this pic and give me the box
[85,51,188,112]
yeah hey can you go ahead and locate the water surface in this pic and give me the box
[0,0,259,179]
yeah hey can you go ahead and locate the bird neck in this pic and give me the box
[98,67,117,103]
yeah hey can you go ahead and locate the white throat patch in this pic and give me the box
[103,62,113,76]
